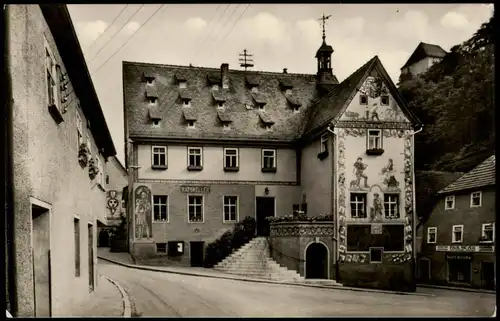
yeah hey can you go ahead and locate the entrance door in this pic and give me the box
[98,229,109,247]
[88,224,95,292]
[256,197,275,236]
[305,243,328,279]
[419,258,431,282]
[482,261,495,290]
[32,205,51,317]
[190,241,205,267]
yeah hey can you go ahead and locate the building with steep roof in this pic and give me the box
[418,155,495,290]
[122,27,422,291]
[4,4,117,317]
[400,42,447,77]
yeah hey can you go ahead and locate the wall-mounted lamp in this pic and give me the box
[264,187,269,195]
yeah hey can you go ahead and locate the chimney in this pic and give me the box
[283,68,288,74]
[221,63,229,89]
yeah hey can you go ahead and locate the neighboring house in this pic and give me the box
[400,42,447,77]
[122,30,421,291]
[4,4,116,317]
[418,155,495,290]
[97,156,128,247]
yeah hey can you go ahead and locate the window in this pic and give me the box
[187,120,195,128]
[148,98,157,105]
[360,94,368,105]
[212,84,219,91]
[445,195,455,210]
[153,195,168,222]
[45,44,58,108]
[381,95,389,106]
[105,175,109,185]
[369,247,383,263]
[76,112,83,148]
[74,218,80,277]
[452,225,463,243]
[183,99,190,107]
[222,123,230,130]
[367,129,382,150]
[320,134,328,154]
[251,86,258,93]
[179,81,187,89]
[470,191,482,207]
[188,195,203,223]
[156,243,167,253]
[292,203,308,214]
[262,149,276,171]
[146,78,155,85]
[350,193,367,218]
[265,124,272,131]
[96,157,104,186]
[481,223,494,243]
[217,102,225,108]
[223,148,238,169]
[223,196,238,222]
[383,194,399,218]
[152,120,161,127]
[168,241,184,256]
[427,227,437,244]
[187,147,202,168]
[152,146,167,168]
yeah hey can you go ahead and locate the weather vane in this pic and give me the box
[319,13,332,42]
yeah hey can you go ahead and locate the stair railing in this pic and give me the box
[264,236,305,263]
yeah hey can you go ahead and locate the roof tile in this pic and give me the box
[438,155,495,194]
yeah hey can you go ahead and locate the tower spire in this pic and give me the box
[319,13,332,42]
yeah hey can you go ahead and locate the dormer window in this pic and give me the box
[183,99,191,107]
[179,81,187,89]
[187,120,195,128]
[285,94,301,112]
[223,123,230,130]
[218,102,225,108]
[259,111,274,130]
[182,109,197,128]
[149,98,157,105]
[146,86,158,104]
[251,86,259,93]
[147,78,155,85]
[285,88,293,95]
[265,124,272,131]
[258,103,265,110]
[143,71,155,84]
[212,84,219,91]
[152,120,161,127]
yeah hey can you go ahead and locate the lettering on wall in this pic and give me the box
[180,186,211,193]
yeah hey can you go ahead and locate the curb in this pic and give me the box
[417,283,496,295]
[98,256,432,297]
[103,275,132,317]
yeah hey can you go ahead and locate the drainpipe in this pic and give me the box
[408,124,424,290]
[326,125,339,279]
[4,4,18,316]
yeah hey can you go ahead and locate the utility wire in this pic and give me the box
[190,4,234,63]
[91,4,167,76]
[88,4,145,63]
[86,4,129,52]
[210,4,251,59]
[187,4,222,59]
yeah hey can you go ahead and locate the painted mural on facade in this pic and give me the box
[106,190,123,220]
[134,185,152,240]
[336,125,414,264]
[339,73,410,123]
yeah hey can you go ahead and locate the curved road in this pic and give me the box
[98,260,495,317]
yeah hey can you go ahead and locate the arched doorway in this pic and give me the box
[98,229,110,247]
[305,242,329,279]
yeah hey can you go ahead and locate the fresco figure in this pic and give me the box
[352,157,369,188]
[381,158,400,189]
[135,186,152,240]
[370,193,383,221]
[369,103,381,121]
[106,190,120,217]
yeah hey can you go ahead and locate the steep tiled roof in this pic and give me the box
[123,62,321,141]
[438,155,495,194]
[401,42,447,69]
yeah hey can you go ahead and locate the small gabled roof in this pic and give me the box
[217,110,232,123]
[182,108,197,121]
[148,109,162,121]
[143,71,155,80]
[438,155,495,194]
[279,78,294,89]
[258,111,274,125]
[146,86,158,98]
[245,75,261,87]
[251,92,267,105]
[401,42,447,69]
[207,73,221,85]
[174,72,187,82]
[285,93,302,107]
[179,90,193,101]
[212,90,227,102]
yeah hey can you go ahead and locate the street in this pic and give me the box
[98,260,496,317]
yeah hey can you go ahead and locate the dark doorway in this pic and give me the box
[481,261,495,290]
[448,258,471,284]
[32,204,52,317]
[419,258,431,282]
[88,224,95,292]
[98,229,110,247]
[305,243,328,279]
[190,241,205,267]
[256,197,275,236]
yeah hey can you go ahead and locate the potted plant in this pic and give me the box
[88,158,99,180]
[78,143,90,167]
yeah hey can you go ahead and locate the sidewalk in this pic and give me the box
[69,274,126,317]
[417,283,496,295]
[97,248,432,297]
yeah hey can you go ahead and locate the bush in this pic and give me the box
[204,216,256,268]
[265,213,334,223]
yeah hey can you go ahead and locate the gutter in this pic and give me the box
[4,4,18,316]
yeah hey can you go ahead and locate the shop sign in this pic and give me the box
[436,245,495,253]
[446,253,472,260]
[180,186,210,193]
[371,224,383,235]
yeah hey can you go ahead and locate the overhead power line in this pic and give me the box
[91,4,167,76]
[88,4,145,63]
[187,4,222,57]
[86,4,130,52]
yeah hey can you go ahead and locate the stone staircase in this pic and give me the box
[213,237,304,282]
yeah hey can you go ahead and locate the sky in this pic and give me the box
[67,3,494,165]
